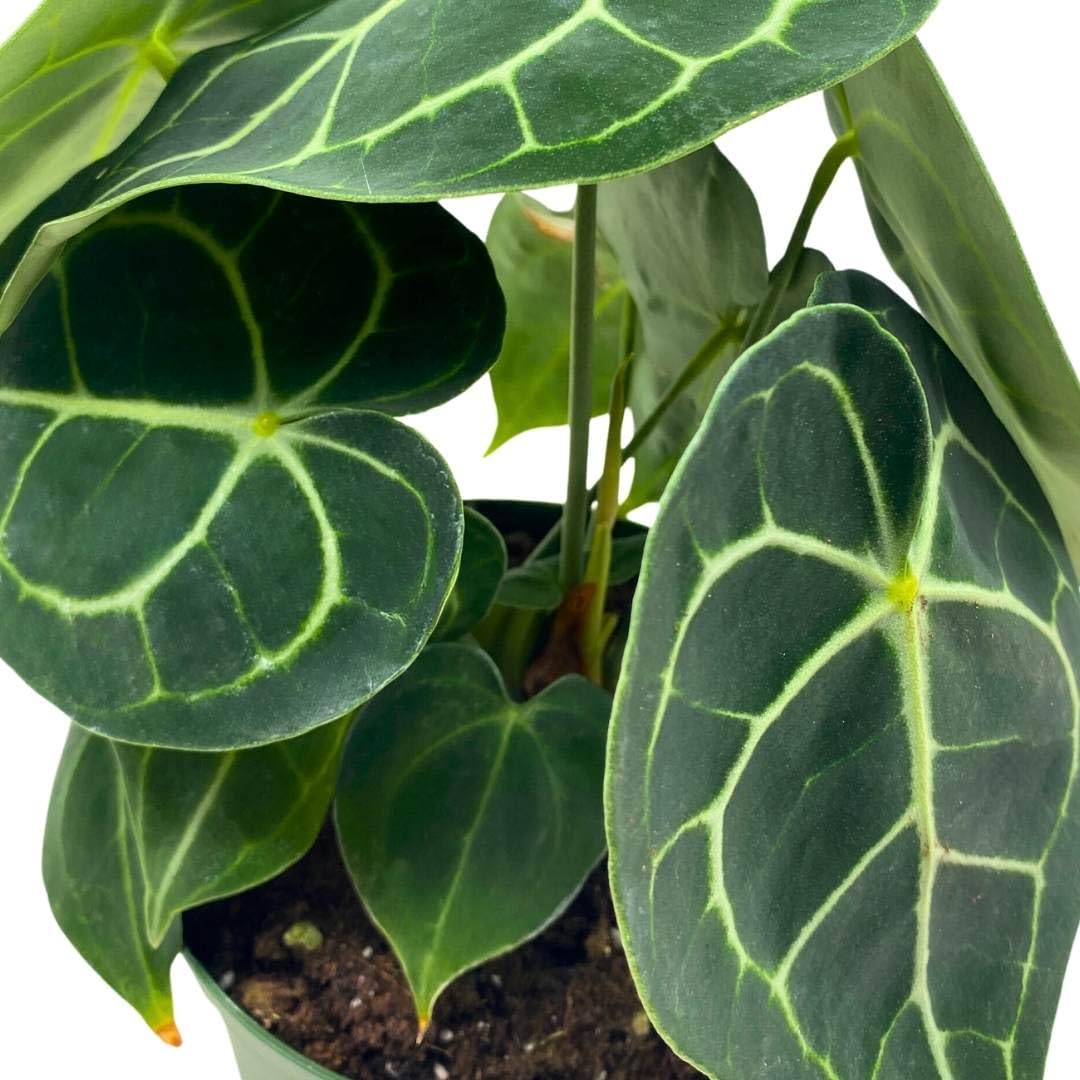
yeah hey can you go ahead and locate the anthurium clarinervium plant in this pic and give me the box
[4,2,1080,1077]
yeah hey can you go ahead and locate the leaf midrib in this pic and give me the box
[632,332,1080,1078]
[416,705,518,1010]
[0,385,264,435]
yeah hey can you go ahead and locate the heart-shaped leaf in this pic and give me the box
[43,725,182,1043]
[597,144,769,506]
[44,717,349,1040]
[434,507,507,640]
[486,193,627,452]
[0,0,320,248]
[0,185,494,748]
[608,272,1080,1079]
[335,642,610,1024]
[828,40,1080,571]
[0,0,939,324]
[114,718,350,947]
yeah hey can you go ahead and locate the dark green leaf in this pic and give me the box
[608,272,1080,1079]
[44,718,348,1039]
[435,508,506,640]
[486,193,626,451]
[762,247,834,337]
[498,531,647,612]
[0,0,939,323]
[43,725,181,1041]
[0,0,321,247]
[501,531,647,611]
[496,561,564,611]
[0,185,483,749]
[336,643,610,1023]
[598,144,769,506]
[114,717,350,946]
[606,530,648,585]
[828,39,1080,570]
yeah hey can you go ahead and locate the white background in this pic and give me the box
[1,1,1078,1076]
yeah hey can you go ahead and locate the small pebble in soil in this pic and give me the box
[282,920,324,952]
[433,1065,450,1080]
[218,970,236,991]
[362,945,374,959]
[438,1029,454,1043]
[631,1011,652,1037]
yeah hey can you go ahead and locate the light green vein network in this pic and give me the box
[94,0,821,198]
[607,297,1080,1080]
[0,392,421,704]
[0,0,938,325]
[0,185,487,748]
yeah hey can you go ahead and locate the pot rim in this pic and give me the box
[185,950,345,1079]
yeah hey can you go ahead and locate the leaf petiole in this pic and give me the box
[740,130,857,350]
[581,332,634,682]
[536,133,856,561]
[620,317,744,466]
[559,185,599,591]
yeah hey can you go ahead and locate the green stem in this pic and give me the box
[581,356,630,682]
[620,320,740,463]
[559,184,598,591]
[527,315,733,566]
[622,133,856,467]
[740,131,857,351]
[525,292,635,570]
[533,134,856,558]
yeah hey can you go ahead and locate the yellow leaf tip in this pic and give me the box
[154,1020,183,1047]
[416,1014,431,1045]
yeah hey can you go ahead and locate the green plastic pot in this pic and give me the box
[187,953,344,1080]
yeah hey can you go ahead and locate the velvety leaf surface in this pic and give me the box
[763,247,834,336]
[43,724,182,1041]
[0,0,320,247]
[486,193,626,451]
[828,40,1080,570]
[336,643,610,1022]
[607,272,1080,1080]
[44,718,348,1037]
[597,144,769,506]
[495,562,565,612]
[0,0,938,323]
[0,185,486,748]
[435,507,506,639]
[114,717,350,946]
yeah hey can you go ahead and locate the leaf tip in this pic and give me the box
[154,1020,183,1048]
[415,1013,431,1045]
[523,205,574,244]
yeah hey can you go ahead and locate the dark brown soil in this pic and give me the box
[186,829,699,1080]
